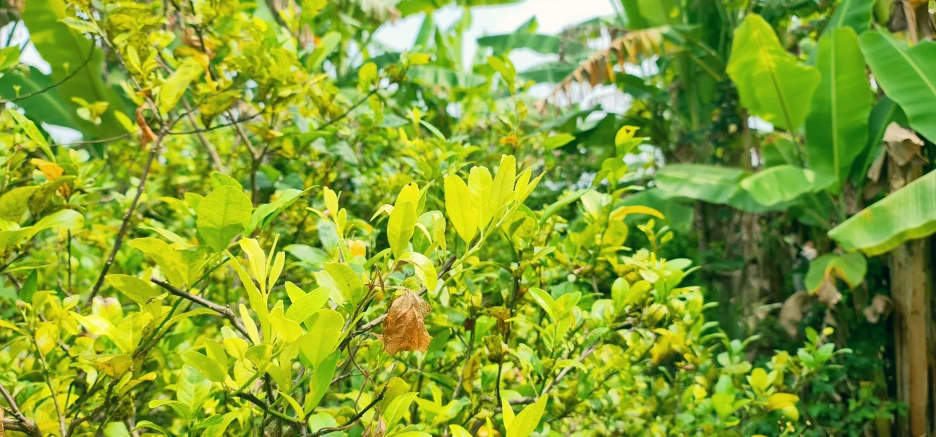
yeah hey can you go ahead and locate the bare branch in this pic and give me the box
[0,382,41,437]
[150,277,251,340]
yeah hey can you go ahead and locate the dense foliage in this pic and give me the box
[0,0,933,436]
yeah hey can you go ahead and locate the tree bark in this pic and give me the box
[887,158,934,437]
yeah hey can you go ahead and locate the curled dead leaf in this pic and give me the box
[816,278,842,306]
[362,416,386,437]
[883,123,924,167]
[381,291,431,354]
[136,105,157,147]
[863,295,893,324]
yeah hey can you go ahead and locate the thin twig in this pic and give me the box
[319,88,379,129]
[0,382,41,437]
[0,38,96,104]
[344,255,457,346]
[180,98,226,172]
[540,343,598,397]
[87,130,168,302]
[150,277,250,339]
[234,393,302,424]
[305,385,389,437]
[168,111,264,135]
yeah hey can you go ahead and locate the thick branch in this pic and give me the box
[150,277,250,339]
[0,382,41,437]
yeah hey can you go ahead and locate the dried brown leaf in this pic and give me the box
[779,290,812,338]
[816,278,842,306]
[363,416,386,437]
[381,291,431,354]
[541,27,670,109]
[863,294,893,324]
[883,122,924,167]
[136,105,156,147]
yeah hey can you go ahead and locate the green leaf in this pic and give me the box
[246,188,306,235]
[469,166,494,229]
[299,309,343,368]
[8,110,51,156]
[284,282,329,323]
[383,392,418,431]
[444,174,478,245]
[210,173,242,190]
[0,209,84,251]
[518,63,577,83]
[740,165,833,206]
[543,133,575,151]
[711,393,737,419]
[197,186,253,252]
[105,275,160,306]
[637,0,680,26]
[825,0,875,33]
[176,365,212,421]
[306,32,342,71]
[538,189,588,226]
[0,47,20,71]
[388,201,417,258]
[408,66,487,89]
[805,252,867,292]
[0,186,38,223]
[655,164,744,204]
[321,262,363,305]
[182,350,226,383]
[399,252,438,293]
[490,155,517,214]
[0,67,81,131]
[269,300,303,342]
[358,62,377,91]
[853,96,898,182]
[805,27,872,190]
[303,352,338,414]
[21,0,127,137]
[727,14,820,130]
[506,395,548,437]
[158,58,205,114]
[477,33,588,57]
[527,287,556,321]
[829,170,936,255]
[133,421,171,436]
[131,238,205,287]
[859,30,936,143]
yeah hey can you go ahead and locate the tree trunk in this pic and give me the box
[888,159,934,437]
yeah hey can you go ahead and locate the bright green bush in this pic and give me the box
[0,1,857,437]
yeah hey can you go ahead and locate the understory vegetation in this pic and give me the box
[0,0,934,436]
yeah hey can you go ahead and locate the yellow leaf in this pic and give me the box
[609,205,664,221]
[767,393,800,411]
